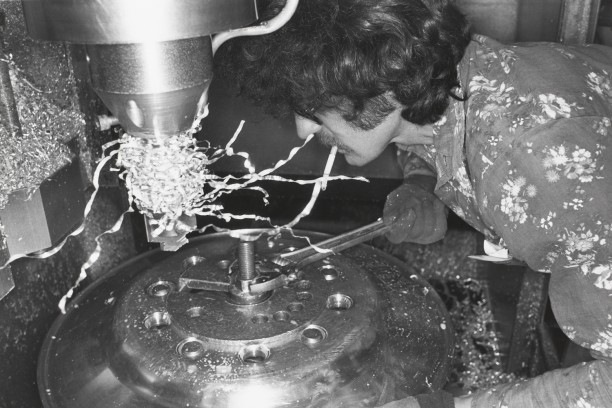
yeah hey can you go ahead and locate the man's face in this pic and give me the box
[294,107,430,166]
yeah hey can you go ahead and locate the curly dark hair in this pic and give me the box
[215,0,471,127]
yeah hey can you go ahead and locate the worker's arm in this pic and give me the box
[468,117,612,407]
[381,118,612,408]
[383,150,447,244]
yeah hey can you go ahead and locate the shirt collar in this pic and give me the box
[432,97,466,189]
[431,45,471,190]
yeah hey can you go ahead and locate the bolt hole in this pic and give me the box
[294,280,312,291]
[326,293,354,311]
[301,325,327,346]
[287,302,304,313]
[146,280,175,297]
[144,311,171,330]
[296,291,313,301]
[273,311,291,322]
[177,337,205,359]
[182,256,206,269]
[320,265,339,281]
[239,345,270,364]
[186,306,205,318]
[251,314,269,324]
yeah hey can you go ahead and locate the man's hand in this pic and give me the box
[383,176,448,244]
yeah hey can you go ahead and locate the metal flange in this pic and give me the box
[38,229,454,408]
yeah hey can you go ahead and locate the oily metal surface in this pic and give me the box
[38,230,453,408]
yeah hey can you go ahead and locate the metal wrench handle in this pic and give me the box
[275,219,390,268]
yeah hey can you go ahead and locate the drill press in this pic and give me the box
[18,3,456,407]
[20,0,299,250]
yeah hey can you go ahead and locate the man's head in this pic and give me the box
[215,0,470,164]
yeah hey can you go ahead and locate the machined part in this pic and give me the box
[145,214,197,252]
[178,239,283,305]
[86,37,213,138]
[38,230,454,408]
[237,239,256,281]
[21,0,258,44]
[178,221,392,302]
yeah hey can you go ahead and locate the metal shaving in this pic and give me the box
[115,131,216,235]
[114,110,366,240]
[377,232,520,394]
[444,278,518,392]
[0,54,83,209]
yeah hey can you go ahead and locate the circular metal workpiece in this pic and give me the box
[38,230,454,408]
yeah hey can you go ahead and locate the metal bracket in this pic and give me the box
[558,0,601,44]
[0,266,15,301]
[144,214,196,251]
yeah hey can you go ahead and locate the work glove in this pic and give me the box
[377,391,456,407]
[383,176,448,244]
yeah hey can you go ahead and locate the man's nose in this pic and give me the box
[294,114,322,140]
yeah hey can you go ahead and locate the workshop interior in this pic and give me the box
[0,0,609,407]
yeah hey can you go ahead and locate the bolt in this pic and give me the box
[238,239,256,281]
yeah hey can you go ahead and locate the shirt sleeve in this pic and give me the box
[470,117,612,408]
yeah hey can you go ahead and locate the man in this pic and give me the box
[216,0,612,406]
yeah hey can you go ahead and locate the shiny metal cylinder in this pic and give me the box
[87,37,213,137]
[21,0,258,44]
[20,0,258,137]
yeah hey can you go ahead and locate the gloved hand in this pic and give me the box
[383,176,448,244]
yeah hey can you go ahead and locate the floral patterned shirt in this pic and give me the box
[398,35,612,407]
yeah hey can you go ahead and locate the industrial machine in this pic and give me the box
[38,227,454,408]
[0,1,456,407]
[4,0,600,407]
[20,0,301,251]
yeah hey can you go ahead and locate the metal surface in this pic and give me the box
[0,159,86,256]
[18,0,296,139]
[86,37,213,138]
[0,12,88,297]
[506,268,550,376]
[20,0,252,139]
[558,0,601,44]
[0,3,144,407]
[38,230,454,408]
[0,186,143,408]
[20,0,258,44]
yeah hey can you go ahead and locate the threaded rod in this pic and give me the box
[238,240,256,281]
